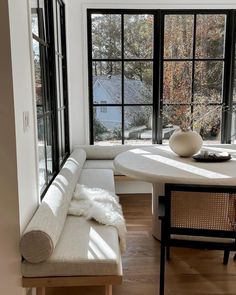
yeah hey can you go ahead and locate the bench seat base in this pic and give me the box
[22,275,122,287]
[35,285,112,295]
[35,285,113,295]
[23,275,122,295]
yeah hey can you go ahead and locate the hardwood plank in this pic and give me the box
[46,194,236,295]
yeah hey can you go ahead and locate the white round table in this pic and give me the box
[114,144,236,239]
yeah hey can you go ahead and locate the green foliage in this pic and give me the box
[93,118,108,141]
[92,14,121,59]
[93,118,122,142]
[124,15,153,59]
[112,127,122,140]
[126,107,152,129]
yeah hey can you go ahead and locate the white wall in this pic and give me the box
[65,0,236,147]
[65,0,88,146]
[0,0,39,293]
[0,1,25,294]
[8,0,39,232]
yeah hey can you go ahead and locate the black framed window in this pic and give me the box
[88,11,155,144]
[88,9,236,145]
[162,12,227,143]
[52,0,69,163]
[31,0,69,196]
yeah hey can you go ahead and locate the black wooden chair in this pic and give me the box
[158,183,236,295]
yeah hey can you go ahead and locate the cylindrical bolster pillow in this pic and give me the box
[20,149,86,263]
[20,231,53,263]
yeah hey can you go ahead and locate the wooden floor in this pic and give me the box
[46,194,236,295]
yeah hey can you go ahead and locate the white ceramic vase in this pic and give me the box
[169,128,203,157]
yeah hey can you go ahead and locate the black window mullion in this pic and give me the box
[58,109,63,160]
[93,58,154,62]
[87,12,94,144]
[94,103,153,106]
[222,11,235,143]
[47,0,59,172]
[60,3,70,153]
[38,7,46,42]
[121,13,124,144]
[164,58,225,62]
[55,0,60,53]
[57,56,62,110]
[153,11,162,144]
[55,0,69,163]
[232,12,236,142]
[158,12,165,144]
[191,14,197,130]
[164,102,223,106]
[88,9,156,15]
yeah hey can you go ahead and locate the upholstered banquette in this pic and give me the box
[75,144,149,175]
[20,149,122,295]
[75,145,152,195]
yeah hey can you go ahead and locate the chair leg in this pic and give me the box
[166,246,170,261]
[36,287,45,295]
[223,250,230,265]
[159,217,166,295]
[159,241,166,295]
[105,285,112,295]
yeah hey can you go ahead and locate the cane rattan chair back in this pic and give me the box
[159,183,236,295]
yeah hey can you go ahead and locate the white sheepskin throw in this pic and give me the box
[68,184,127,253]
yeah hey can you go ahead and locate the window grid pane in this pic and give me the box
[124,61,153,104]
[31,0,69,197]
[124,106,152,144]
[195,14,226,59]
[88,10,231,145]
[93,61,122,104]
[92,14,122,59]
[164,15,194,59]
[91,12,154,144]
[163,12,226,141]
[93,106,122,145]
[124,14,154,59]
[163,61,192,104]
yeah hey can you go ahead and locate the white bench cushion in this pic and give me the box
[83,160,123,176]
[79,168,115,193]
[21,216,122,277]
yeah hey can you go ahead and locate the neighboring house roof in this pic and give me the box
[93,75,150,104]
